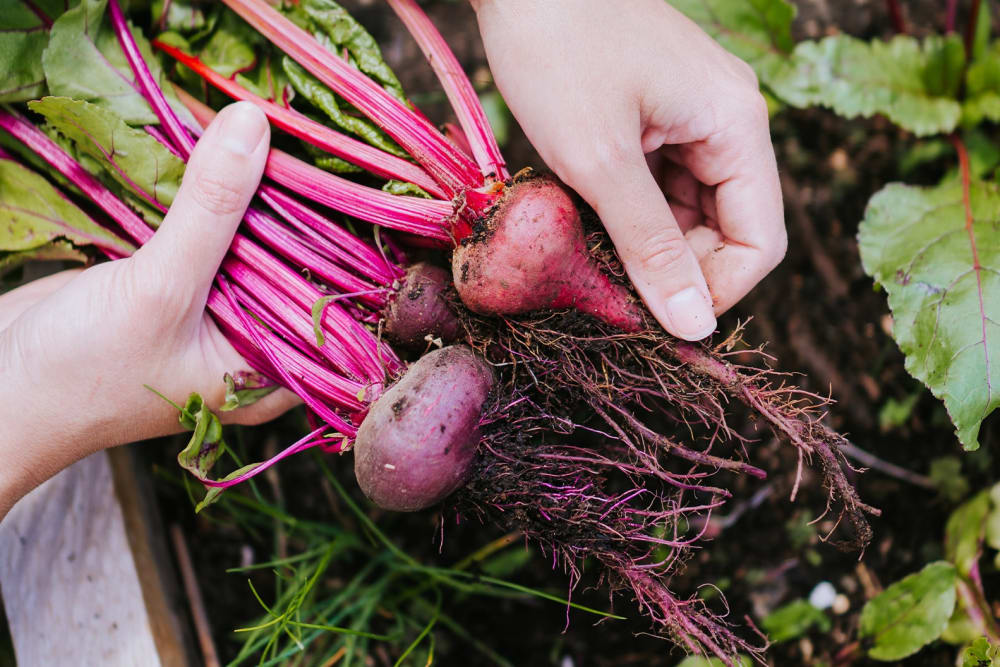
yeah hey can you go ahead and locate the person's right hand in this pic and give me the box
[471,0,786,340]
[0,102,297,517]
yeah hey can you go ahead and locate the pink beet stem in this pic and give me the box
[109,0,196,157]
[153,39,448,199]
[386,0,509,181]
[220,0,482,195]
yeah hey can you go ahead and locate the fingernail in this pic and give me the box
[217,102,268,156]
[663,287,717,341]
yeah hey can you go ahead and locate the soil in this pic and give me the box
[75,1,1000,666]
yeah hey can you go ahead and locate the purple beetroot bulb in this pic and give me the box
[353,345,494,511]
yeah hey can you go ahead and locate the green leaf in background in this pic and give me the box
[382,179,431,199]
[787,35,965,136]
[965,637,1000,666]
[965,42,1000,127]
[192,10,258,78]
[761,598,831,643]
[42,0,195,127]
[0,239,87,276]
[929,456,970,503]
[29,96,185,208]
[0,157,134,257]
[946,489,991,577]
[294,0,406,102]
[283,57,406,157]
[0,0,76,102]
[859,561,957,661]
[859,177,1000,449]
[675,656,752,667]
[667,0,800,101]
[151,0,209,37]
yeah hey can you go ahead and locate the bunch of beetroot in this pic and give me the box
[0,0,879,662]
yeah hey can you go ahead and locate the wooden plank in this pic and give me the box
[0,449,196,666]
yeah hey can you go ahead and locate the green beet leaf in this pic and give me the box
[42,0,195,127]
[294,0,405,102]
[0,240,87,276]
[0,157,134,257]
[946,489,991,577]
[29,96,186,208]
[284,57,406,157]
[964,637,1000,666]
[859,177,1000,449]
[859,561,957,661]
[0,1,69,102]
[786,34,965,136]
[964,42,1000,127]
[761,598,831,643]
[667,0,800,101]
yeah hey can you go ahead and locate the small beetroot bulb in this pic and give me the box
[353,345,494,511]
[383,262,461,349]
[453,176,643,331]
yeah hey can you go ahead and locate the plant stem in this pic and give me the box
[385,0,509,181]
[965,0,983,57]
[220,0,482,195]
[946,0,960,32]
[838,442,935,489]
[109,0,195,156]
[154,39,447,198]
[886,0,906,33]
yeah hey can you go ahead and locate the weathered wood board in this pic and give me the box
[0,448,196,666]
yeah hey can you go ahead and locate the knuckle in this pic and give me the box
[732,56,759,88]
[633,232,690,275]
[555,138,633,189]
[189,172,248,216]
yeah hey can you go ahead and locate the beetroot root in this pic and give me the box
[353,345,494,511]
[383,262,461,349]
[453,175,644,332]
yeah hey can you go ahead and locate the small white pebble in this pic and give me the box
[809,581,837,610]
[384,463,396,471]
[832,594,851,615]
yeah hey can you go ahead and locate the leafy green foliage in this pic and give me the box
[859,561,957,661]
[0,239,87,275]
[675,656,752,667]
[794,34,965,136]
[929,456,971,503]
[221,372,278,412]
[0,1,72,102]
[761,599,831,643]
[965,637,1000,666]
[290,0,405,102]
[283,57,406,157]
[859,177,1000,450]
[0,157,133,265]
[946,489,992,577]
[42,0,194,126]
[668,0,800,101]
[29,96,186,208]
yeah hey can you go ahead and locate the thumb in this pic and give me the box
[571,158,717,341]
[137,102,270,301]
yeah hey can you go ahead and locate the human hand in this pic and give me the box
[471,0,786,340]
[0,102,296,516]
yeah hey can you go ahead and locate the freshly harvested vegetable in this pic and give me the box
[354,345,493,511]
[381,262,461,349]
[0,0,878,662]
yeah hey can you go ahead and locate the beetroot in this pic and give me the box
[453,176,644,332]
[382,262,461,349]
[353,345,494,511]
